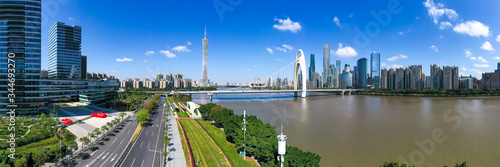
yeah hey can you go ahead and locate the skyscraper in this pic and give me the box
[357,57,368,89]
[340,64,353,89]
[48,22,82,79]
[81,55,87,79]
[323,43,330,87]
[371,53,381,88]
[442,66,459,89]
[430,64,442,89]
[498,62,500,70]
[395,68,405,90]
[309,54,315,81]
[336,59,341,70]
[381,68,388,89]
[200,26,209,87]
[0,0,42,113]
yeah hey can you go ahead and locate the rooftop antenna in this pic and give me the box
[204,25,206,39]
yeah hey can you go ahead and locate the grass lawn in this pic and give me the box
[179,119,229,167]
[197,119,259,167]
[131,124,142,141]
[177,121,193,167]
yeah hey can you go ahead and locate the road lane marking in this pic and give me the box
[130,158,136,167]
[120,138,124,144]
[147,142,150,149]
[140,141,143,148]
[113,138,118,143]
[102,152,109,159]
[85,151,105,167]
[99,153,112,167]
[141,159,145,167]
[145,131,148,136]
[90,150,98,156]
[110,153,117,162]
[151,132,154,136]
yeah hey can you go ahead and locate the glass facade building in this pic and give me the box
[48,22,82,79]
[370,53,380,88]
[0,0,43,114]
[357,57,367,89]
[309,54,315,81]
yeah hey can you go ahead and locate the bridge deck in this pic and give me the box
[150,89,358,95]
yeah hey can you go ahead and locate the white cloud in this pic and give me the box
[273,17,302,33]
[333,43,358,58]
[423,0,458,24]
[69,17,76,22]
[145,51,155,56]
[116,57,133,62]
[246,68,251,71]
[480,41,495,52]
[275,58,285,62]
[387,56,399,61]
[464,49,473,57]
[439,35,444,38]
[477,56,488,63]
[496,35,500,42]
[333,16,342,27]
[390,64,403,68]
[282,44,294,50]
[387,54,408,61]
[253,65,258,68]
[266,47,274,54]
[453,21,490,37]
[398,32,404,35]
[160,50,176,58]
[469,69,482,75]
[439,21,452,30]
[187,41,192,45]
[474,64,490,68]
[430,45,438,52]
[461,67,467,71]
[470,57,477,60]
[172,45,191,52]
[274,47,287,53]
[144,60,147,62]
[381,62,387,67]
[494,57,500,60]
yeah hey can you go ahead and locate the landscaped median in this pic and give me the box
[131,124,143,141]
[178,118,230,167]
[196,119,259,167]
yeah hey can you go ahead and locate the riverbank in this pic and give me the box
[356,92,500,97]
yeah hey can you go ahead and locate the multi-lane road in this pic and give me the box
[73,113,139,167]
[122,99,166,167]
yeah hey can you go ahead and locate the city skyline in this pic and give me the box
[38,0,500,83]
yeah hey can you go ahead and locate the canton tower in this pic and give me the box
[201,26,209,87]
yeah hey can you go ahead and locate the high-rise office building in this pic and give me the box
[200,26,209,87]
[371,53,381,88]
[336,59,341,70]
[81,55,87,79]
[48,22,82,79]
[0,0,42,113]
[309,54,315,81]
[357,57,368,89]
[497,62,500,70]
[340,64,353,89]
[323,43,330,87]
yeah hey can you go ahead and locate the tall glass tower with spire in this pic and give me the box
[200,26,208,87]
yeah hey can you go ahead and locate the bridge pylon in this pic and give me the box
[294,49,307,98]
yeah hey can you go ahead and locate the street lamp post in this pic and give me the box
[242,110,247,160]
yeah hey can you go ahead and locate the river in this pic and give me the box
[192,88,500,166]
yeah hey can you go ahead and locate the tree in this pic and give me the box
[106,122,113,130]
[120,112,127,120]
[79,136,90,150]
[14,158,27,167]
[69,141,78,152]
[93,128,101,139]
[136,110,149,125]
[199,103,217,118]
[33,151,49,167]
[101,125,109,134]
[88,132,96,143]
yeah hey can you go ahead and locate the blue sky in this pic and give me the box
[40,0,500,83]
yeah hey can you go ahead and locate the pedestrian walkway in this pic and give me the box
[167,115,187,167]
